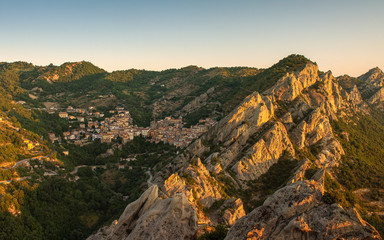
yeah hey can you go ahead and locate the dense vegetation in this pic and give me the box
[243,156,298,212]
[0,177,125,240]
[330,109,384,236]
[332,112,384,191]
[198,225,228,240]
[0,137,177,240]
[55,62,106,82]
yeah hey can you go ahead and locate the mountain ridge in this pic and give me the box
[86,56,384,239]
[1,55,384,239]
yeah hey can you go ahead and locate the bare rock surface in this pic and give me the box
[233,121,294,181]
[88,185,197,240]
[225,179,381,240]
[222,198,246,226]
[265,63,319,101]
[359,67,384,89]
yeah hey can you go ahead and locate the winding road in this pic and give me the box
[1,155,155,187]
[0,176,31,185]
[70,165,108,175]
[0,156,43,170]
[1,150,57,170]
[146,168,154,186]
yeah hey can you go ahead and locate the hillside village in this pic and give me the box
[48,106,217,148]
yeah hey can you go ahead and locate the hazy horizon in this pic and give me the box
[1,0,383,77]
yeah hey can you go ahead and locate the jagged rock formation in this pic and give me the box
[225,173,381,240]
[359,67,384,89]
[87,185,197,240]
[89,57,384,239]
[265,63,319,101]
[354,67,384,107]
[233,121,294,181]
[153,60,376,228]
[221,198,246,226]
[161,158,224,224]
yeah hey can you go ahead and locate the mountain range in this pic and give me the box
[1,55,384,239]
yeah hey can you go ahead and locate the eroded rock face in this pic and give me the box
[344,85,363,105]
[265,63,319,101]
[233,121,294,181]
[359,67,384,89]
[225,179,381,240]
[369,87,384,104]
[358,67,384,106]
[222,198,246,226]
[206,92,273,145]
[88,185,198,240]
[161,158,223,225]
[289,108,344,167]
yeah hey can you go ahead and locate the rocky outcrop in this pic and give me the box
[343,85,363,105]
[163,173,188,198]
[206,92,273,146]
[265,63,319,101]
[161,158,224,225]
[88,185,197,240]
[368,87,384,104]
[233,122,294,181]
[181,87,215,114]
[184,158,223,207]
[289,108,344,167]
[288,159,310,184]
[359,67,384,89]
[222,198,246,226]
[358,67,384,104]
[163,159,223,207]
[225,178,381,240]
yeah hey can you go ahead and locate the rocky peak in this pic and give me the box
[359,67,384,88]
[357,67,384,107]
[265,63,319,102]
[343,84,363,105]
[232,121,295,181]
[206,91,273,145]
[88,185,198,240]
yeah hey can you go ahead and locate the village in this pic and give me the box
[48,106,217,149]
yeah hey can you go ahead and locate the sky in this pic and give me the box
[0,0,383,77]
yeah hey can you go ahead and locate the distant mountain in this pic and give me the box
[35,61,106,83]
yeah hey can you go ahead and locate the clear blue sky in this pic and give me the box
[1,0,383,76]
